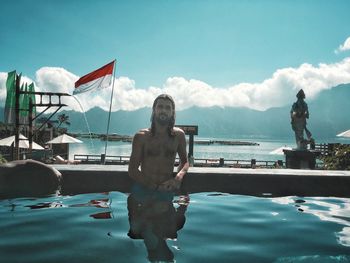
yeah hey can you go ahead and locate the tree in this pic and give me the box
[57,114,70,128]
[0,156,6,163]
[321,144,350,170]
[37,117,58,128]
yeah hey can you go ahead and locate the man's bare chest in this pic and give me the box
[144,137,178,158]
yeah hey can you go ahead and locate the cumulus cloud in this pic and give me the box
[1,57,350,113]
[0,73,7,104]
[335,37,350,54]
[158,57,350,111]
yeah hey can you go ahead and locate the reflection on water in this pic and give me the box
[2,192,350,262]
[272,196,350,247]
[12,190,191,262]
[24,193,114,219]
[26,201,64,209]
[127,190,189,262]
[70,195,113,219]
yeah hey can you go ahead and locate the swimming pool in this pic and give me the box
[1,192,350,262]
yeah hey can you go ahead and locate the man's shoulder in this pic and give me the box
[139,128,151,133]
[172,127,185,136]
[135,128,151,137]
[134,128,152,139]
[132,129,150,145]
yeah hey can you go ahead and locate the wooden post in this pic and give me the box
[28,97,33,157]
[188,134,194,159]
[175,125,198,160]
[14,74,21,160]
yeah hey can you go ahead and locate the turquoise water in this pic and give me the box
[69,137,295,162]
[69,136,350,162]
[1,192,350,262]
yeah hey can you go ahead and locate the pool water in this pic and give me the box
[1,192,350,263]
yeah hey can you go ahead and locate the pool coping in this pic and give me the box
[52,165,350,197]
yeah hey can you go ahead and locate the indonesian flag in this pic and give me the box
[73,60,115,95]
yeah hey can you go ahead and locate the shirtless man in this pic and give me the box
[128,94,189,193]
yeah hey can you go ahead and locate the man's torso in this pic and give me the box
[141,129,180,184]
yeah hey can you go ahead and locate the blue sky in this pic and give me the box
[1,0,350,112]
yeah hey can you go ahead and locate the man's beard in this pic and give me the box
[155,114,171,126]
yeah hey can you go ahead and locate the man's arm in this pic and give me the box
[128,131,158,190]
[175,129,189,182]
[158,129,189,192]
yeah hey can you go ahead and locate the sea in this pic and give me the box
[68,135,350,163]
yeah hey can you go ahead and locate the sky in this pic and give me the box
[1,0,350,112]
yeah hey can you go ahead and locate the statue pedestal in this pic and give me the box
[283,149,320,169]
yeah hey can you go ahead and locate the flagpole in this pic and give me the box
[103,59,116,164]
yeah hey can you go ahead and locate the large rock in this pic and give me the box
[0,159,62,198]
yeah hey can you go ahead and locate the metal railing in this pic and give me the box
[73,154,285,168]
[74,154,130,165]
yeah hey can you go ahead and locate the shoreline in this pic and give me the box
[69,132,259,146]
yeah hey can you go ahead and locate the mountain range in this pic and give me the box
[1,83,350,139]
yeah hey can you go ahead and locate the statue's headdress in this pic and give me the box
[296,89,305,99]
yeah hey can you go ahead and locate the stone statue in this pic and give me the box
[290,89,314,150]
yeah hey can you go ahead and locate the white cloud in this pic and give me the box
[161,57,350,111]
[1,57,350,113]
[0,73,7,104]
[335,37,350,54]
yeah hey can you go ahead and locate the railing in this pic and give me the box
[314,143,330,156]
[193,158,283,168]
[73,154,284,168]
[314,143,350,157]
[74,154,130,165]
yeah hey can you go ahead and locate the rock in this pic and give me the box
[0,159,62,198]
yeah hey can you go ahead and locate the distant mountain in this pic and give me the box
[307,83,350,139]
[1,83,350,139]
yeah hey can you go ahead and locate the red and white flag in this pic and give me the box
[73,60,115,95]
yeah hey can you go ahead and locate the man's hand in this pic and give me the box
[158,178,181,192]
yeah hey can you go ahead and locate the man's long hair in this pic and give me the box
[150,94,176,136]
